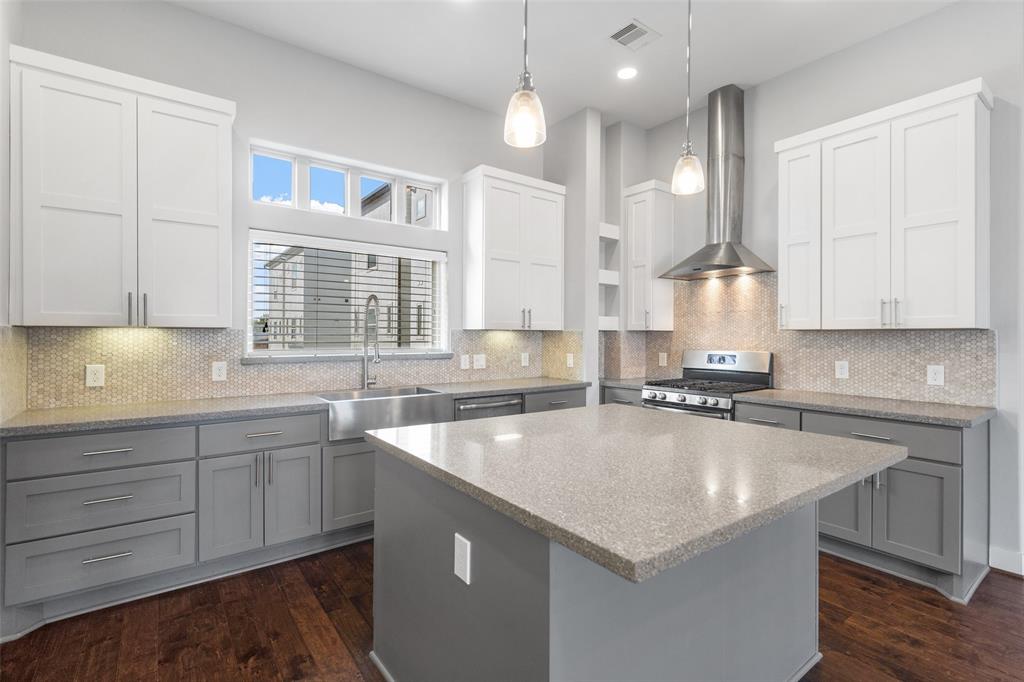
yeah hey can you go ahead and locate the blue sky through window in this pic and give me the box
[360,176,388,199]
[310,166,346,214]
[252,154,293,205]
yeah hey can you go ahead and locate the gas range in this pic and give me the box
[642,351,773,419]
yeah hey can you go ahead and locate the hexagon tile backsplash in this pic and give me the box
[602,273,996,407]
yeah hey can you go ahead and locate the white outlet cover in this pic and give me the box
[566,353,574,368]
[454,533,471,585]
[658,352,668,367]
[927,364,945,386]
[835,360,849,379]
[521,352,530,367]
[473,353,486,369]
[85,364,105,388]
[211,361,227,382]
[460,354,471,370]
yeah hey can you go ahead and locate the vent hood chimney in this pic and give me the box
[660,84,773,280]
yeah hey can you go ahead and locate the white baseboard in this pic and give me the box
[990,545,1024,575]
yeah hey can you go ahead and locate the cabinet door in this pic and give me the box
[821,123,891,329]
[482,178,526,329]
[323,441,375,532]
[19,69,137,326]
[624,193,652,330]
[891,99,978,328]
[777,143,821,330]
[138,97,232,327]
[521,188,564,330]
[818,478,873,547]
[198,452,263,561]
[265,444,321,546]
[872,459,962,573]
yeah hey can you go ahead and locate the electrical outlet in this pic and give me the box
[211,361,227,382]
[835,360,849,380]
[566,353,574,368]
[85,364,105,388]
[927,364,945,386]
[473,353,486,369]
[454,533,471,585]
[521,352,530,367]
[460,354,470,370]
[658,352,668,367]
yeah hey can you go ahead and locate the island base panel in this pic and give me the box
[373,450,821,682]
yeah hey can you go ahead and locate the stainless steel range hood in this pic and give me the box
[660,84,773,281]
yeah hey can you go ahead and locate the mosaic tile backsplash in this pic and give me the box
[24,328,553,409]
[0,326,27,420]
[541,331,584,381]
[604,273,996,406]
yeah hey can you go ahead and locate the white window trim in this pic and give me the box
[250,148,297,208]
[247,229,450,360]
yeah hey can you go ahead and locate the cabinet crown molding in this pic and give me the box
[462,164,566,195]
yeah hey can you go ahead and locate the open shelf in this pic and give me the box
[598,315,620,331]
[599,222,620,241]
[598,269,620,286]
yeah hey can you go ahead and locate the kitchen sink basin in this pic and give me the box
[318,386,453,441]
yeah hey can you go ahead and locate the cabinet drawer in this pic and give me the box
[4,514,196,606]
[6,427,195,481]
[602,387,642,406]
[199,413,321,457]
[802,412,961,465]
[6,462,196,543]
[734,404,801,430]
[525,389,586,413]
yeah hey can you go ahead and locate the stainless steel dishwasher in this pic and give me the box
[454,394,524,420]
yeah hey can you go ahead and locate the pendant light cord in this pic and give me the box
[523,0,529,75]
[684,0,692,152]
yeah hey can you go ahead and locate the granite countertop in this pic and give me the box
[734,389,996,428]
[366,404,906,583]
[599,377,647,390]
[0,377,589,438]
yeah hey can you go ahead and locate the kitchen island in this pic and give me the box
[365,405,906,682]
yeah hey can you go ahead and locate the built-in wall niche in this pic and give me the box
[598,222,621,330]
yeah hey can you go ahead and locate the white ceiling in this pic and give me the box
[177,0,954,129]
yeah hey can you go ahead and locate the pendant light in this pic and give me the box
[671,0,705,195]
[504,0,546,148]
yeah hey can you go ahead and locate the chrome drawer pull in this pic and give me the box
[850,432,892,441]
[747,417,780,425]
[548,400,569,406]
[245,431,284,439]
[82,494,134,506]
[457,399,522,411]
[82,550,133,565]
[82,447,134,457]
[611,399,633,405]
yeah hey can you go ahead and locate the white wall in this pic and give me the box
[645,0,1024,571]
[16,0,543,333]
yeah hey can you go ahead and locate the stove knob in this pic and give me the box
[677,394,687,403]
[657,393,667,401]
[698,397,708,405]
[645,391,656,400]
[709,398,719,407]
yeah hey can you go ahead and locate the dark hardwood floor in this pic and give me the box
[1,544,1021,681]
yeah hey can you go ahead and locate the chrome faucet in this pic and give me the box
[363,294,382,389]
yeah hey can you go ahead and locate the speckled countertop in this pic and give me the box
[0,378,588,438]
[599,377,647,390]
[735,389,996,428]
[366,404,906,583]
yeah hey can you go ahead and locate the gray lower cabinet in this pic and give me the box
[817,477,873,547]
[198,452,263,561]
[601,386,642,406]
[323,441,375,532]
[524,388,586,413]
[872,459,962,573]
[733,403,801,430]
[265,444,321,546]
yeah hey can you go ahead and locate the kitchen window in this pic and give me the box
[248,230,448,357]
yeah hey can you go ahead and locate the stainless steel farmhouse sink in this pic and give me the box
[318,387,453,442]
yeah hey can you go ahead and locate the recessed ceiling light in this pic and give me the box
[617,67,638,80]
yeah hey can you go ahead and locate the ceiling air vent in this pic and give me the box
[609,19,661,52]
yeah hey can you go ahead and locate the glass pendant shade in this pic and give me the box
[504,86,546,148]
[671,151,705,195]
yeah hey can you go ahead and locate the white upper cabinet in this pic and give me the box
[463,166,565,331]
[777,143,821,330]
[774,79,991,330]
[821,123,891,329]
[623,181,673,331]
[11,47,235,328]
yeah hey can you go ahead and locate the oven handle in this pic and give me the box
[641,403,729,419]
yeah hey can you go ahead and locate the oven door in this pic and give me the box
[641,403,730,419]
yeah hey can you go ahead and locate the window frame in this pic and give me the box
[307,160,349,216]
[250,149,297,208]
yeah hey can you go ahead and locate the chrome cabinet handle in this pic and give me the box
[143,293,148,326]
[779,304,786,328]
[82,550,133,565]
[894,297,901,327]
[548,400,569,406]
[880,298,888,326]
[521,308,526,329]
[611,399,634,405]
[82,494,134,506]
[82,447,134,457]
[527,308,532,329]
[644,310,650,329]
[747,417,780,425]
[245,431,284,439]
[128,292,133,326]
[874,473,882,490]
[268,452,273,485]
[254,453,260,487]
[851,431,892,441]
[457,399,523,411]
